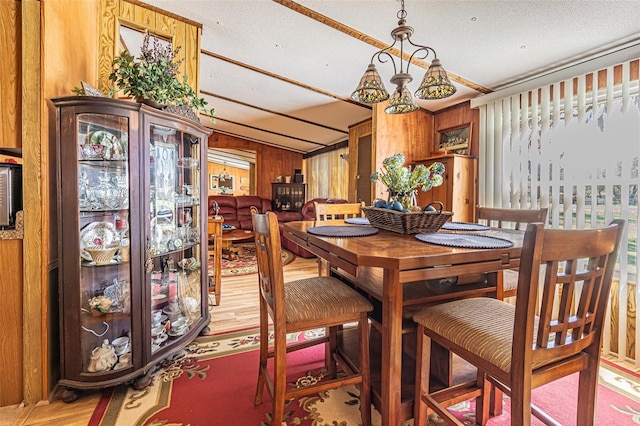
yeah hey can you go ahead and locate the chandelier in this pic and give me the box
[351,0,456,114]
[219,162,231,180]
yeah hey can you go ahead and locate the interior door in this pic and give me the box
[356,134,372,205]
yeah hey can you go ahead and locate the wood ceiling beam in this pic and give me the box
[202,49,371,107]
[201,90,348,135]
[273,0,493,95]
[211,116,330,147]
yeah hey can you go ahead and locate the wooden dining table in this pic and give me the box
[284,220,526,425]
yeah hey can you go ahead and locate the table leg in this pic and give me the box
[380,268,402,425]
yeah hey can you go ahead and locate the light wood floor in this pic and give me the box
[1,256,319,426]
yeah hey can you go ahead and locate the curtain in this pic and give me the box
[475,57,640,364]
[303,146,349,200]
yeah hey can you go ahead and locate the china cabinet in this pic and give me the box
[272,183,306,212]
[52,96,212,400]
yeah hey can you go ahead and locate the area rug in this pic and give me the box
[89,327,640,426]
[214,243,295,277]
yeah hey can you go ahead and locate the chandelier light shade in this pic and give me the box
[351,64,390,103]
[385,86,419,114]
[352,0,456,114]
[414,58,457,100]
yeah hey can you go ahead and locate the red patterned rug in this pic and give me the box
[211,243,295,277]
[88,328,640,426]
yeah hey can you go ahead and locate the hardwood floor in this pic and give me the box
[1,256,318,426]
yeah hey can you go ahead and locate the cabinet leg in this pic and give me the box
[199,323,211,335]
[133,372,153,390]
[61,388,81,403]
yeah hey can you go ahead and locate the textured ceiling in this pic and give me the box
[143,0,640,154]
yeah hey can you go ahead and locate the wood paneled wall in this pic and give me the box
[0,239,23,406]
[207,162,251,196]
[0,0,20,149]
[97,0,202,94]
[433,102,480,158]
[0,3,23,405]
[371,101,435,201]
[208,132,303,200]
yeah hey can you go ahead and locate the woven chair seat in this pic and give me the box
[414,297,547,373]
[285,277,373,323]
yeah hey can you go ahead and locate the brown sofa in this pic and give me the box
[207,195,346,258]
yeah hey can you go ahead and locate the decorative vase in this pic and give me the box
[388,190,418,210]
[135,97,166,109]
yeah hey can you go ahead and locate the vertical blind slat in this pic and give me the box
[477,57,640,365]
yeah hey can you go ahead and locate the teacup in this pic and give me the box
[163,306,181,322]
[171,317,189,334]
[151,325,166,343]
[151,309,162,324]
[112,336,130,355]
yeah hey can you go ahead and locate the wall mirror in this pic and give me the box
[118,25,172,57]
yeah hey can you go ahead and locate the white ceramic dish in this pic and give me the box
[80,221,119,261]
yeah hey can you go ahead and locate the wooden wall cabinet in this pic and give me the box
[414,154,477,222]
[52,97,211,399]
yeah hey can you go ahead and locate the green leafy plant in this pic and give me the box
[109,33,215,119]
[370,153,445,210]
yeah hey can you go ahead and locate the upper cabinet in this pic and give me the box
[413,154,477,222]
[52,96,211,399]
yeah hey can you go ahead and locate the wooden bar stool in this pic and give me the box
[413,219,624,425]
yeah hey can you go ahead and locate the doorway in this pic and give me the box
[207,149,256,196]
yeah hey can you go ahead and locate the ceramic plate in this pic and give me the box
[80,221,119,261]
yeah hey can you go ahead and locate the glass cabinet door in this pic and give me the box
[77,113,133,373]
[147,123,203,353]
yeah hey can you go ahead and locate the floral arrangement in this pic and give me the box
[370,153,445,211]
[109,33,215,119]
[88,295,114,314]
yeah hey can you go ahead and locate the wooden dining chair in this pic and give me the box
[207,216,223,306]
[413,219,624,426]
[314,201,365,221]
[477,207,548,299]
[250,208,373,425]
[313,201,365,276]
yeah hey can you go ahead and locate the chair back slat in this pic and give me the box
[251,208,286,323]
[515,220,624,369]
[314,201,364,221]
[477,207,548,230]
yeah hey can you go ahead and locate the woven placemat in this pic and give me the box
[344,217,370,225]
[307,225,378,237]
[415,232,514,249]
[441,222,490,231]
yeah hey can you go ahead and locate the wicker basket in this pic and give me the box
[362,202,452,234]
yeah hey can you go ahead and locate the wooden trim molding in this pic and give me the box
[22,0,43,405]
